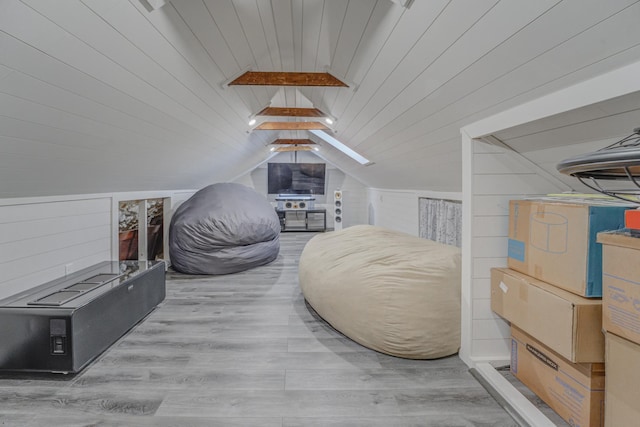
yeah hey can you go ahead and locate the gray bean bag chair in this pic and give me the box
[169,183,280,274]
[299,225,461,359]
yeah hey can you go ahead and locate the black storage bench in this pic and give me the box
[0,260,165,374]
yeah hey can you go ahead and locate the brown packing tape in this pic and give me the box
[519,281,528,302]
[534,265,543,278]
[536,203,546,215]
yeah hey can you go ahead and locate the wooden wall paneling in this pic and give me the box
[291,0,303,71]
[463,138,572,365]
[271,0,296,71]
[0,63,12,80]
[0,92,208,170]
[472,173,553,195]
[308,0,347,109]
[366,188,420,236]
[340,0,503,142]
[347,0,638,156]
[201,0,270,105]
[166,0,259,113]
[77,0,251,145]
[344,0,563,145]
[472,298,499,320]
[329,0,450,124]
[472,216,509,238]
[0,73,201,156]
[0,211,110,246]
[323,0,378,112]
[233,1,276,71]
[0,245,110,301]
[0,198,109,223]
[473,278,492,300]
[365,134,457,164]
[170,0,242,78]
[505,109,640,153]
[0,197,112,300]
[471,236,509,259]
[0,33,214,150]
[472,339,511,359]
[300,0,324,72]
[473,318,511,340]
[4,1,237,155]
[204,0,259,69]
[493,89,640,141]
[0,225,109,266]
[472,257,507,281]
[447,4,640,130]
[255,1,283,70]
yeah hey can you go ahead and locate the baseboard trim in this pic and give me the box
[471,362,556,427]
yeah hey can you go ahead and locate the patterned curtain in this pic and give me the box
[419,198,462,247]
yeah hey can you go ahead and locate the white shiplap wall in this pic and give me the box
[0,189,197,301]
[367,188,462,237]
[0,195,111,300]
[461,139,571,364]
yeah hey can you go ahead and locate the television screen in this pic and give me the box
[267,163,326,195]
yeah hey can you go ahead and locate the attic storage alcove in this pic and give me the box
[460,60,640,425]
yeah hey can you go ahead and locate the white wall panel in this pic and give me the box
[472,278,492,299]
[366,188,462,237]
[0,197,112,300]
[472,338,510,362]
[472,216,508,237]
[463,139,573,366]
[472,298,498,320]
[473,318,511,340]
[0,189,199,301]
[366,189,419,236]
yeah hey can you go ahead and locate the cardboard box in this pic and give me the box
[491,268,604,362]
[598,231,640,345]
[510,326,605,427]
[605,332,640,427]
[508,198,629,297]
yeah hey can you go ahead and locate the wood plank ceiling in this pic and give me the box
[1,0,640,197]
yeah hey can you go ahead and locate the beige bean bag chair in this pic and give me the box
[298,225,461,359]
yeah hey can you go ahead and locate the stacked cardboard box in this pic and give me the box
[510,326,605,427]
[490,198,631,427]
[507,198,628,297]
[597,231,640,426]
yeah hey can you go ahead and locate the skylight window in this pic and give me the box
[308,130,371,165]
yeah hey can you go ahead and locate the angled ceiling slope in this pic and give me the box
[1,0,639,197]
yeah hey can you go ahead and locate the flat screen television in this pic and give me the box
[267,163,326,195]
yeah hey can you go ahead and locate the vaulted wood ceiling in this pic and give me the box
[1,0,640,198]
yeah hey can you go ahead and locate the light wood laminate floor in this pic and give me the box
[0,232,526,426]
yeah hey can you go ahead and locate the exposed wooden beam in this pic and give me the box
[229,71,348,87]
[273,146,314,152]
[258,107,325,117]
[255,122,329,130]
[271,138,316,145]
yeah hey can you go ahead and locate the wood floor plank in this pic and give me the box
[283,415,518,427]
[0,231,535,426]
[155,389,402,418]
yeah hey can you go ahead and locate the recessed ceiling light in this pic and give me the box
[269,146,276,152]
[313,147,319,151]
[248,118,256,126]
[325,117,333,125]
